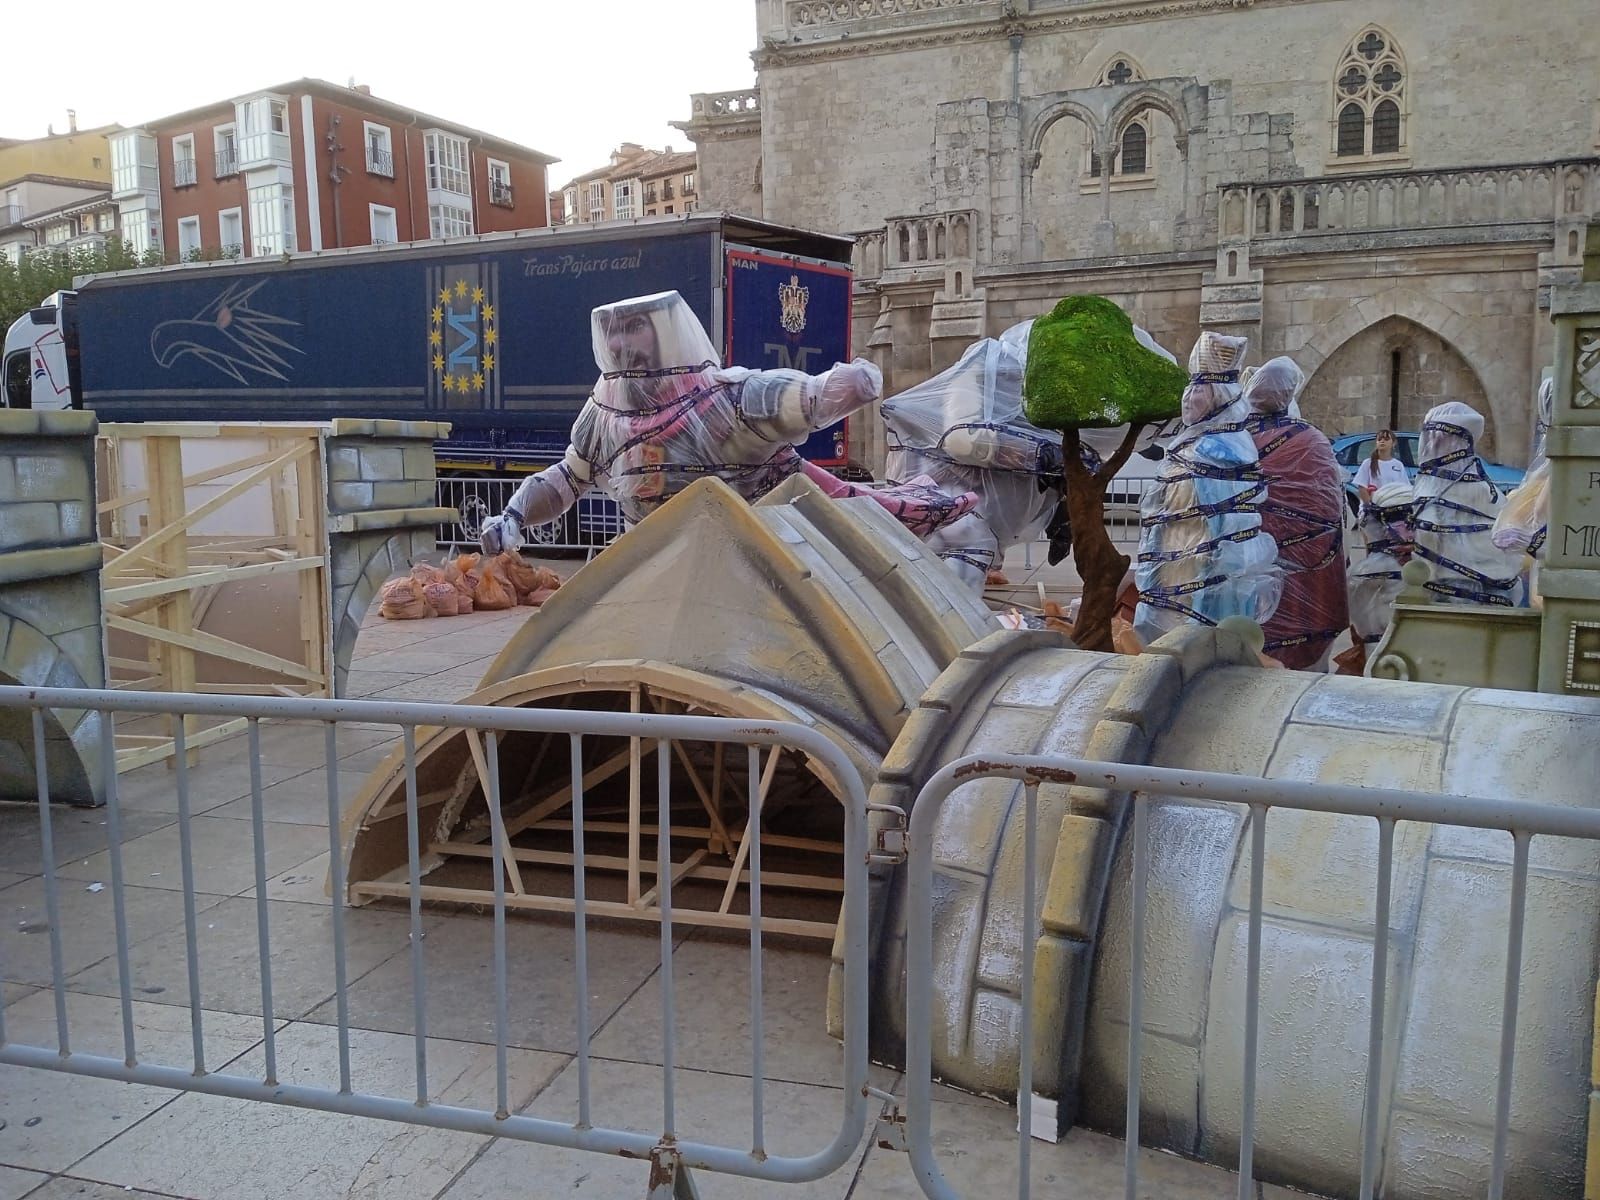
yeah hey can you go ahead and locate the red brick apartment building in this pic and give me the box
[108,78,556,259]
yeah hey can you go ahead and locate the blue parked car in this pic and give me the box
[1329,431,1523,513]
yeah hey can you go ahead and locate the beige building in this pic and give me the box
[677,0,1600,468]
[557,143,700,225]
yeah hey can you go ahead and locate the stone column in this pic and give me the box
[1538,228,1600,695]
[0,410,107,806]
[324,419,457,697]
[1092,147,1117,257]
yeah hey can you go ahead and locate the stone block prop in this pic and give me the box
[1541,235,1600,696]
[1369,560,1543,690]
[0,410,107,806]
[323,419,455,698]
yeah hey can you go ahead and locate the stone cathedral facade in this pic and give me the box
[678,0,1600,471]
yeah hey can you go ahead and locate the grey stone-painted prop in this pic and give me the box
[323,419,455,697]
[0,410,107,806]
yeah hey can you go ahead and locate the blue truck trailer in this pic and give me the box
[3,213,858,479]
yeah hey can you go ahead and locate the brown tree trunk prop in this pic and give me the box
[1061,424,1145,653]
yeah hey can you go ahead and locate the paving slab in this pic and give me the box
[65,897,423,1024]
[0,1166,48,1200]
[3,878,226,989]
[302,910,666,1055]
[440,1056,869,1200]
[0,808,174,875]
[242,851,331,907]
[204,769,369,828]
[215,723,398,772]
[70,1023,568,1200]
[112,758,313,816]
[589,932,850,1089]
[11,1179,185,1200]
[849,1082,1256,1199]
[343,670,424,699]
[0,990,268,1173]
[0,871,29,892]
[56,816,327,899]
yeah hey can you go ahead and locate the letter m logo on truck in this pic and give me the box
[428,263,503,410]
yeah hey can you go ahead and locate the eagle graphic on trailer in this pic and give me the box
[149,281,303,383]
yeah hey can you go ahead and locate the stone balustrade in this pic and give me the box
[685,88,760,120]
[878,210,978,272]
[1218,157,1600,244]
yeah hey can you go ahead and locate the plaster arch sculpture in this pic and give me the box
[849,621,1600,1200]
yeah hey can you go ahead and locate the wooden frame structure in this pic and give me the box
[96,424,334,771]
[346,683,847,940]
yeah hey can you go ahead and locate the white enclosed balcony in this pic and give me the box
[235,95,293,172]
[109,131,159,202]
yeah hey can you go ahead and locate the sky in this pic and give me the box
[0,0,758,184]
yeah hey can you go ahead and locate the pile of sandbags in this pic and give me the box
[377,553,562,621]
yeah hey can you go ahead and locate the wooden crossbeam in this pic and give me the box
[96,446,293,516]
[107,613,326,685]
[115,717,247,772]
[719,747,784,915]
[427,841,844,895]
[463,730,525,896]
[104,442,312,571]
[104,556,324,604]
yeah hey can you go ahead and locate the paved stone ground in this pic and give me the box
[0,554,1318,1200]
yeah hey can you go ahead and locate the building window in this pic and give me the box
[586,180,604,221]
[218,207,243,257]
[365,122,394,178]
[644,182,657,205]
[682,172,695,195]
[429,203,472,239]
[110,132,153,195]
[45,222,71,246]
[1095,55,1145,87]
[614,179,637,220]
[563,187,579,224]
[97,211,115,232]
[488,159,513,207]
[369,204,398,244]
[1119,122,1148,175]
[213,123,238,177]
[248,182,295,256]
[683,200,695,213]
[172,134,197,188]
[121,209,156,256]
[238,96,291,168]
[1332,27,1407,160]
[425,131,470,196]
[664,205,673,215]
[177,215,201,259]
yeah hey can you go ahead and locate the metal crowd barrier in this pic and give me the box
[0,685,873,1198]
[902,753,1600,1200]
[435,474,624,554]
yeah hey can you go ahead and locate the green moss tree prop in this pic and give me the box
[1022,296,1188,651]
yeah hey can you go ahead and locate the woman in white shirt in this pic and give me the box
[1353,429,1409,501]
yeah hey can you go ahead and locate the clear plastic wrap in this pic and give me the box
[1492,378,1554,606]
[500,290,894,532]
[1134,333,1281,642]
[1349,481,1415,648]
[1243,357,1349,670]
[1411,401,1518,607]
[880,316,1179,589]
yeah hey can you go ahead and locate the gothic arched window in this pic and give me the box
[1332,27,1408,161]
[1120,122,1148,175]
[1082,57,1156,184]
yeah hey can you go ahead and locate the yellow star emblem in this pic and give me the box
[481,303,495,322]
[485,327,498,346]
[471,285,485,305]
[437,286,451,306]
[432,352,445,372]
[472,370,485,390]
[483,352,495,372]
[428,328,442,347]
[430,305,443,324]
[454,279,468,298]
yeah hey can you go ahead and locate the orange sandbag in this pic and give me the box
[473,557,516,611]
[379,577,431,620]
[456,593,474,614]
[521,586,560,607]
[533,566,562,592]
[410,562,447,586]
[497,552,545,601]
[423,581,459,616]
[453,552,481,575]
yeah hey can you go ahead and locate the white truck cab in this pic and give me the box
[2,291,79,411]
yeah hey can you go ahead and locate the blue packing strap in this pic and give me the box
[1413,518,1492,536]
[622,455,791,479]
[1138,525,1262,565]
[600,360,719,383]
[1137,589,1222,628]
[1529,526,1548,556]
[1413,544,1519,593]
[1264,627,1343,653]
[1142,479,1268,526]
[1166,457,1270,485]
[1423,578,1515,608]
[590,376,728,420]
[937,546,997,573]
[1191,370,1241,384]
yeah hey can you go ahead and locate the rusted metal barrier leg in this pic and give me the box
[646,1143,702,1199]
